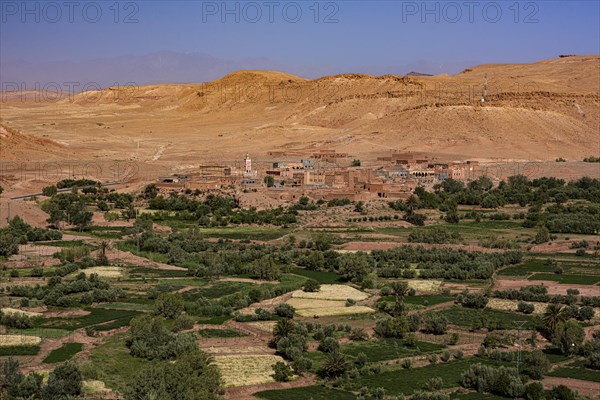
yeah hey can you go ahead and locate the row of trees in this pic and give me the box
[0,216,62,256]
[7,271,125,307]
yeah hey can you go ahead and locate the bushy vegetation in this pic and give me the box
[7,272,125,307]
[408,227,463,244]
[0,216,63,256]
[126,314,197,360]
[1,358,82,400]
[125,349,221,400]
[461,363,524,397]
[148,193,298,226]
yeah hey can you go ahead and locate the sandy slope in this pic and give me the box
[1,56,598,166]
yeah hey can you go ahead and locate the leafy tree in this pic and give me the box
[518,301,535,314]
[349,327,369,341]
[253,255,280,280]
[272,361,293,382]
[0,233,19,256]
[553,320,585,355]
[44,362,82,400]
[275,303,295,319]
[303,278,321,292]
[126,350,221,400]
[351,159,361,167]
[142,183,159,199]
[374,316,409,338]
[291,356,313,374]
[422,314,449,335]
[524,381,545,400]
[338,252,371,282]
[522,350,550,379]
[0,357,23,398]
[468,176,493,192]
[354,201,364,213]
[457,293,488,309]
[534,226,551,244]
[549,385,576,400]
[155,293,184,319]
[264,175,275,187]
[42,185,58,197]
[318,337,340,353]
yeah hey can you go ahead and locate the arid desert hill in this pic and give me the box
[1,55,599,164]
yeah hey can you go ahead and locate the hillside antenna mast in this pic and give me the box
[514,320,528,372]
[481,73,488,103]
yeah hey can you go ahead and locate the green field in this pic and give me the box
[40,308,142,331]
[255,386,356,400]
[193,281,256,299]
[291,268,343,284]
[528,273,600,285]
[307,338,445,368]
[94,302,155,311]
[0,345,40,356]
[127,267,189,278]
[348,357,506,396]
[342,338,445,362]
[498,259,554,277]
[403,295,455,307]
[43,342,84,363]
[197,328,247,338]
[199,226,289,241]
[432,306,534,330]
[547,364,600,383]
[7,327,71,339]
[87,333,150,392]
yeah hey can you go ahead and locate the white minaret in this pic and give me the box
[244,154,252,173]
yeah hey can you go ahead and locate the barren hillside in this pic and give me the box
[1,55,598,164]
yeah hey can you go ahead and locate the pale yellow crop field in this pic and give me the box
[291,284,369,301]
[287,298,346,309]
[245,321,277,333]
[0,334,42,347]
[75,266,124,278]
[212,354,289,387]
[295,305,375,317]
[1,307,43,318]
[286,298,374,317]
[406,279,442,292]
[204,346,272,355]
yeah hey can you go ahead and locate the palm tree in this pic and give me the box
[405,195,419,217]
[543,303,566,336]
[272,318,295,342]
[321,350,351,378]
[97,240,110,265]
[391,281,409,303]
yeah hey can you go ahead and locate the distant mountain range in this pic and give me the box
[1,51,475,89]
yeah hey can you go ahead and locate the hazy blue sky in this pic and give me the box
[1,0,599,82]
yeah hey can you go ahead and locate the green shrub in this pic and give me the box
[272,361,293,382]
[523,350,550,380]
[275,303,296,319]
[422,314,448,335]
[155,293,184,319]
[303,279,321,292]
[518,301,535,314]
